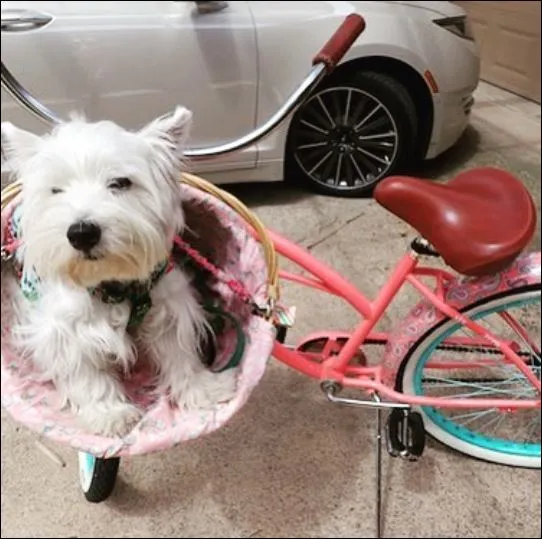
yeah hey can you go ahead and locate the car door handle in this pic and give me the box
[191,2,229,15]
[1,9,53,32]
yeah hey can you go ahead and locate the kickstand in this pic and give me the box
[375,396,383,539]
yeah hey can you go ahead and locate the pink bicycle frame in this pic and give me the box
[268,229,541,412]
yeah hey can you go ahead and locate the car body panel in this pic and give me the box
[1,0,258,172]
[1,1,480,185]
[251,0,479,172]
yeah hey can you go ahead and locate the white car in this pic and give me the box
[1,0,480,197]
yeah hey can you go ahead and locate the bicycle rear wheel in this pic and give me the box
[397,286,541,468]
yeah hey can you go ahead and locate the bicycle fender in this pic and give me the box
[382,251,541,388]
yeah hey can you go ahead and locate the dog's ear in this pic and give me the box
[1,122,42,166]
[138,106,193,154]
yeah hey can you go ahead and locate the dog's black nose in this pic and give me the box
[67,221,102,251]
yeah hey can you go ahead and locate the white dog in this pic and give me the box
[1,107,237,436]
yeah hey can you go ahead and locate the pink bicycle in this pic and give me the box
[270,169,540,467]
[1,12,540,534]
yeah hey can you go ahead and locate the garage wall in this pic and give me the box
[454,1,541,102]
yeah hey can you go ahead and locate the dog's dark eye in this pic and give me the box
[51,187,64,194]
[108,177,132,191]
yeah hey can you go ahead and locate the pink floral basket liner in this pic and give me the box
[1,184,276,459]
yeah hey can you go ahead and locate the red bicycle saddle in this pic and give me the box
[374,167,537,276]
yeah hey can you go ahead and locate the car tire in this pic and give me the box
[285,70,418,197]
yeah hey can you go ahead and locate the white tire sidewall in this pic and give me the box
[400,289,541,469]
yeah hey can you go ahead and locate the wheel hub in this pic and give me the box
[329,125,356,154]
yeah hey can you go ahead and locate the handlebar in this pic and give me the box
[313,13,366,73]
[1,61,62,125]
[185,12,364,160]
[1,13,366,160]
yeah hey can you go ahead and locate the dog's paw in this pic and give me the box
[175,368,238,412]
[78,402,142,437]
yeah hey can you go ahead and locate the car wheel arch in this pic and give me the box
[284,54,435,178]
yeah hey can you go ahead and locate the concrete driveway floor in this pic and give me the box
[1,82,541,538]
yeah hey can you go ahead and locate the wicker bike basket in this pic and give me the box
[0,173,280,458]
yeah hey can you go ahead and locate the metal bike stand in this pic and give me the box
[321,382,413,538]
[375,394,384,539]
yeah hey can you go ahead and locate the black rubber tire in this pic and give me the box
[82,456,120,503]
[285,70,418,198]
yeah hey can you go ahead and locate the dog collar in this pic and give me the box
[90,260,173,328]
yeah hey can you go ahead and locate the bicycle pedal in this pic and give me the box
[385,409,426,461]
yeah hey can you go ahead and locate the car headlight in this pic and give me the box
[434,15,475,41]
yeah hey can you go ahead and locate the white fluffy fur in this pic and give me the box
[1,108,237,437]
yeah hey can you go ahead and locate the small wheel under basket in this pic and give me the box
[78,452,120,503]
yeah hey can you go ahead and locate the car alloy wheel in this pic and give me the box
[293,87,399,192]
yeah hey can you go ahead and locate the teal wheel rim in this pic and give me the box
[78,451,96,492]
[413,296,540,458]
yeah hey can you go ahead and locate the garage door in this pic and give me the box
[455,1,541,102]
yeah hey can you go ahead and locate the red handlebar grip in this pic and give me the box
[313,14,366,72]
